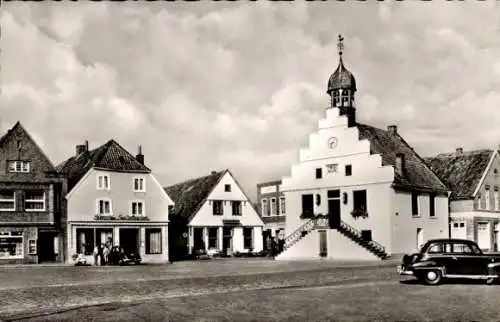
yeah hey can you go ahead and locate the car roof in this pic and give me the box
[426,238,476,244]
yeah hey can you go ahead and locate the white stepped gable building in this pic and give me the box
[277,35,450,261]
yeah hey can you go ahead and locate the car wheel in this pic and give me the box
[423,270,442,285]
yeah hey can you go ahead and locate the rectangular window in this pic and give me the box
[280,197,286,215]
[316,168,323,179]
[485,187,491,210]
[261,199,269,216]
[8,161,30,173]
[495,187,499,211]
[353,190,367,212]
[97,199,111,215]
[208,227,218,249]
[24,190,45,211]
[243,227,253,249]
[97,174,110,190]
[232,201,242,216]
[327,190,340,199]
[326,164,338,173]
[145,228,162,254]
[133,177,146,192]
[0,231,24,258]
[0,190,15,211]
[412,192,419,216]
[224,184,231,192]
[429,193,436,217]
[345,165,352,176]
[270,198,277,215]
[28,239,37,255]
[301,194,314,216]
[131,201,144,216]
[76,228,95,256]
[213,200,223,215]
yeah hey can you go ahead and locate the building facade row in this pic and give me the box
[0,123,263,264]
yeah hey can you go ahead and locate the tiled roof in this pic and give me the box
[164,170,226,221]
[57,139,150,191]
[424,149,493,200]
[356,123,448,192]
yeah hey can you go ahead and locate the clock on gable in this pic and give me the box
[327,137,338,149]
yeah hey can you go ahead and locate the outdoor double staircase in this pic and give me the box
[280,217,390,260]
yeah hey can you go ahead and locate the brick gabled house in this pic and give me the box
[426,148,500,252]
[0,122,67,264]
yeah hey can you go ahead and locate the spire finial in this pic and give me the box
[337,34,344,57]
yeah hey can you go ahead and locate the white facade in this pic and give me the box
[188,171,264,254]
[278,107,449,260]
[66,168,174,263]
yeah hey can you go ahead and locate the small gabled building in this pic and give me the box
[0,122,66,264]
[426,148,500,252]
[57,140,174,264]
[165,170,264,260]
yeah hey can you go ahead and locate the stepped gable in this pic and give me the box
[424,149,493,200]
[356,123,448,192]
[56,139,150,191]
[164,170,227,221]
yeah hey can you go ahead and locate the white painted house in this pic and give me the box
[165,170,264,260]
[426,148,500,252]
[57,140,174,264]
[276,36,450,261]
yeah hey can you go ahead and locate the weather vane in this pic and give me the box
[337,34,344,57]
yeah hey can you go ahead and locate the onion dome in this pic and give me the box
[327,56,357,94]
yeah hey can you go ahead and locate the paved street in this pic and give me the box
[1,258,499,321]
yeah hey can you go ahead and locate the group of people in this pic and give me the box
[266,235,285,259]
[93,243,111,266]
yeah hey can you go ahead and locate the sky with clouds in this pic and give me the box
[1,1,500,201]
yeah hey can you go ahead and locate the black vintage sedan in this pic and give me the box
[398,238,500,285]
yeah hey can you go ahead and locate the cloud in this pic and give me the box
[1,2,500,201]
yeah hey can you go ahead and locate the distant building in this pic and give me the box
[256,180,286,248]
[426,148,500,252]
[276,36,450,261]
[57,140,173,264]
[165,170,264,260]
[0,122,66,264]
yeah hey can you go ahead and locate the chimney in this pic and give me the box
[456,147,463,155]
[136,145,144,165]
[75,144,85,156]
[395,153,405,177]
[211,171,216,175]
[85,140,89,151]
[387,125,398,135]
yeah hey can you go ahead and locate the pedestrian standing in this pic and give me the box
[266,236,272,257]
[271,237,277,260]
[93,245,99,266]
[103,245,110,265]
[99,244,105,266]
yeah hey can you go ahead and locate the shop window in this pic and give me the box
[28,239,37,255]
[145,228,162,254]
[280,197,286,214]
[0,231,23,259]
[76,228,95,255]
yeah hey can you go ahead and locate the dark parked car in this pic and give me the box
[398,238,500,285]
[108,246,142,265]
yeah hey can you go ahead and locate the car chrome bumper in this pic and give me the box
[397,265,414,276]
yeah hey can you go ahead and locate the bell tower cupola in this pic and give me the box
[327,34,357,127]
